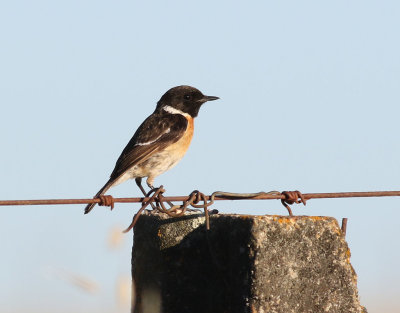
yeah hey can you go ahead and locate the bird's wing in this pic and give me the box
[109,112,188,182]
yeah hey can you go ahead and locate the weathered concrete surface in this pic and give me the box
[132,211,367,313]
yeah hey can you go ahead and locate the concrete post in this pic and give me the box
[132,211,367,313]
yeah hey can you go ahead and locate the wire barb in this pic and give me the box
[281,190,307,216]
[98,195,115,210]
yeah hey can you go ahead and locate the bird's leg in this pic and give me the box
[146,177,155,190]
[145,177,175,210]
[135,177,148,197]
[145,177,163,210]
[136,177,157,210]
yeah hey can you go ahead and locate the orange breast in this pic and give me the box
[165,116,194,156]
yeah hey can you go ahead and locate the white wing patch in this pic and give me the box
[135,128,171,146]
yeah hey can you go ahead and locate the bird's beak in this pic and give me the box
[200,95,220,102]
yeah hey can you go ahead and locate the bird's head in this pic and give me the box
[156,85,219,117]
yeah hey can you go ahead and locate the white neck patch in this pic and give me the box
[163,105,190,118]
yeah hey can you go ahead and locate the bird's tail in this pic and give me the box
[84,179,114,214]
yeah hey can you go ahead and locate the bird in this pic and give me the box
[84,85,219,214]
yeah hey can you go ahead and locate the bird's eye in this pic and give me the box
[184,94,191,100]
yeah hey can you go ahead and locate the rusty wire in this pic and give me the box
[123,186,166,233]
[280,190,307,216]
[2,190,400,232]
[123,189,219,232]
[3,190,400,207]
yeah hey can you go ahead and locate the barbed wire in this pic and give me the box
[2,190,400,207]
[2,189,400,233]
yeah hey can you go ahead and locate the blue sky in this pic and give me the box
[1,1,399,312]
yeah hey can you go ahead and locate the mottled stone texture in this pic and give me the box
[132,211,366,313]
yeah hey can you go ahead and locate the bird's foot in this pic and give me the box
[135,178,160,210]
[143,185,168,211]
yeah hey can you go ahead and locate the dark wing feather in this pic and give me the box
[84,111,188,214]
[109,111,188,181]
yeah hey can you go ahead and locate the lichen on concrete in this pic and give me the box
[249,215,365,313]
[132,211,367,313]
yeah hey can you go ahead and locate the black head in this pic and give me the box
[156,85,219,117]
